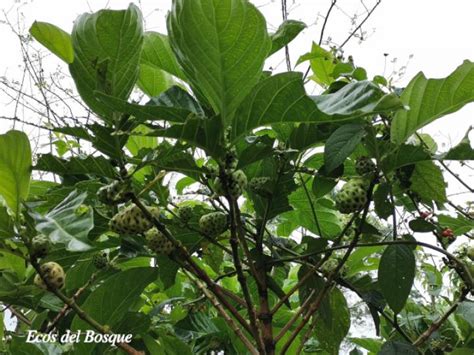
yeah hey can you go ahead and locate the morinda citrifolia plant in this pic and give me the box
[1,0,474,354]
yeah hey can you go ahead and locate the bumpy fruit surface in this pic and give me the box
[214,170,248,197]
[146,227,174,255]
[31,235,50,258]
[97,180,130,205]
[109,204,160,235]
[92,253,108,269]
[249,177,271,195]
[355,156,376,176]
[34,262,65,290]
[224,149,238,170]
[335,179,368,214]
[177,205,193,223]
[199,212,228,236]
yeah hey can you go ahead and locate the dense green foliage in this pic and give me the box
[1,1,474,354]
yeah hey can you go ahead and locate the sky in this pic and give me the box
[0,0,473,342]
[1,0,472,204]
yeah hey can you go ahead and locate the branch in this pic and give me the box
[45,271,99,333]
[319,0,337,45]
[7,306,32,326]
[29,258,142,355]
[340,0,382,48]
[130,195,254,335]
[228,196,264,353]
[280,182,376,353]
[184,270,259,355]
[413,288,469,347]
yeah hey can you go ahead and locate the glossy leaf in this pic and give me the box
[312,175,337,199]
[409,218,436,233]
[147,116,224,157]
[35,154,116,179]
[440,127,474,160]
[280,190,342,238]
[71,267,158,353]
[231,73,403,140]
[378,245,415,314]
[269,20,306,56]
[410,161,447,203]
[391,60,474,144]
[31,191,94,251]
[167,0,271,121]
[141,32,186,80]
[314,288,351,355]
[381,144,431,172]
[0,130,32,217]
[96,89,200,124]
[137,63,175,98]
[373,183,393,220]
[324,123,366,173]
[29,22,74,63]
[69,4,144,121]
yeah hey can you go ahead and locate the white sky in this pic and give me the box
[0,0,473,341]
[1,0,472,203]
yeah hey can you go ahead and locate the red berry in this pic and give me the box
[441,228,454,238]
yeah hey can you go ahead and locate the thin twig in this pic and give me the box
[340,0,382,48]
[413,288,469,346]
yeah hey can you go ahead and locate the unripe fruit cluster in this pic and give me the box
[97,180,130,205]
[199,212,228,236]
[335,179,368,214]
[355,156,376,176]
[145,227,174,255]
[177,205,193,223]
[92,253,108,269]
[249,176,271,195]
[109,205,160,235]
[214,170,247,197]
[34,262,65,290]
[31,235,50,259]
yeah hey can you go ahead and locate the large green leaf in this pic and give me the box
[391,60,474,145]
[410,161,446,203]
[141,32,186,80]
[137,64,175,98]
[440,128,474,160]
[314,288,351,355]
[324,123,366,173]
[69,4,144,121]
[96,88,201,124]
[279,189,342,238]
[268,20,306,56]
[30,191,94,251]
[381,144,431,172]
[230,73,403,140]
[35,154,116,179]
[378,245,415,314]
[147,115,224,157]
[0,130,32,217]
[167,0,271,122]
[29,22,74,63]
[71,267,158,353]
